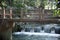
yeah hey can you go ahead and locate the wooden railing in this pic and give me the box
[0,8,51,19]
[0,8,60,23]
[0,8,41,19]
[0,8,12,19]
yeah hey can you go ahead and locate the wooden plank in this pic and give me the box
[0,18,60,23]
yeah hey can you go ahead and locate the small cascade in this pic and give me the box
[30,29,34,32]
[40,30,45,33]
[21,29,25,32]
[51,30,55,34]
[20,26,56,33]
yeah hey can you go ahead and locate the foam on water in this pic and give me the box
[13,32,60,37]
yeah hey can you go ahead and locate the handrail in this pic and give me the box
[0,8,60,23]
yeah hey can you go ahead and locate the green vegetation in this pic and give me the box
[0,0,13,7]
[53,0,60,17]
[0,0,38,8]
[0,0,48,8]
[53,10,60,17]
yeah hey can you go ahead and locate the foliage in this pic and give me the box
[53,10,60,17]
[0,0,7,7]
[35,0,41,8]
[13,0,41,8]
[0,0,13,8]
[55,0,58,2]
[0,0,44,8]
[0,0,49,9]
[53,0,60,17]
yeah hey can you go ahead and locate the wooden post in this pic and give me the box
[3,8,6,19]
[21,9,23,19]
[10,8,12,19]
[39,8,43,20]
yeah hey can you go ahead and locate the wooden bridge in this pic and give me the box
[0,8,60,22]
[0,7,60,32]
[0,8,60,40]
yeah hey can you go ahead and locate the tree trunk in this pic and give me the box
[0,29,12,40]
[0,20,13,40]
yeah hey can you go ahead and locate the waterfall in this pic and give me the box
[40,30,45,33]
[21,29,25,32]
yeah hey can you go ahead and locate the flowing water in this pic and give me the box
[12,24,60,40]
[12,32,60,40]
